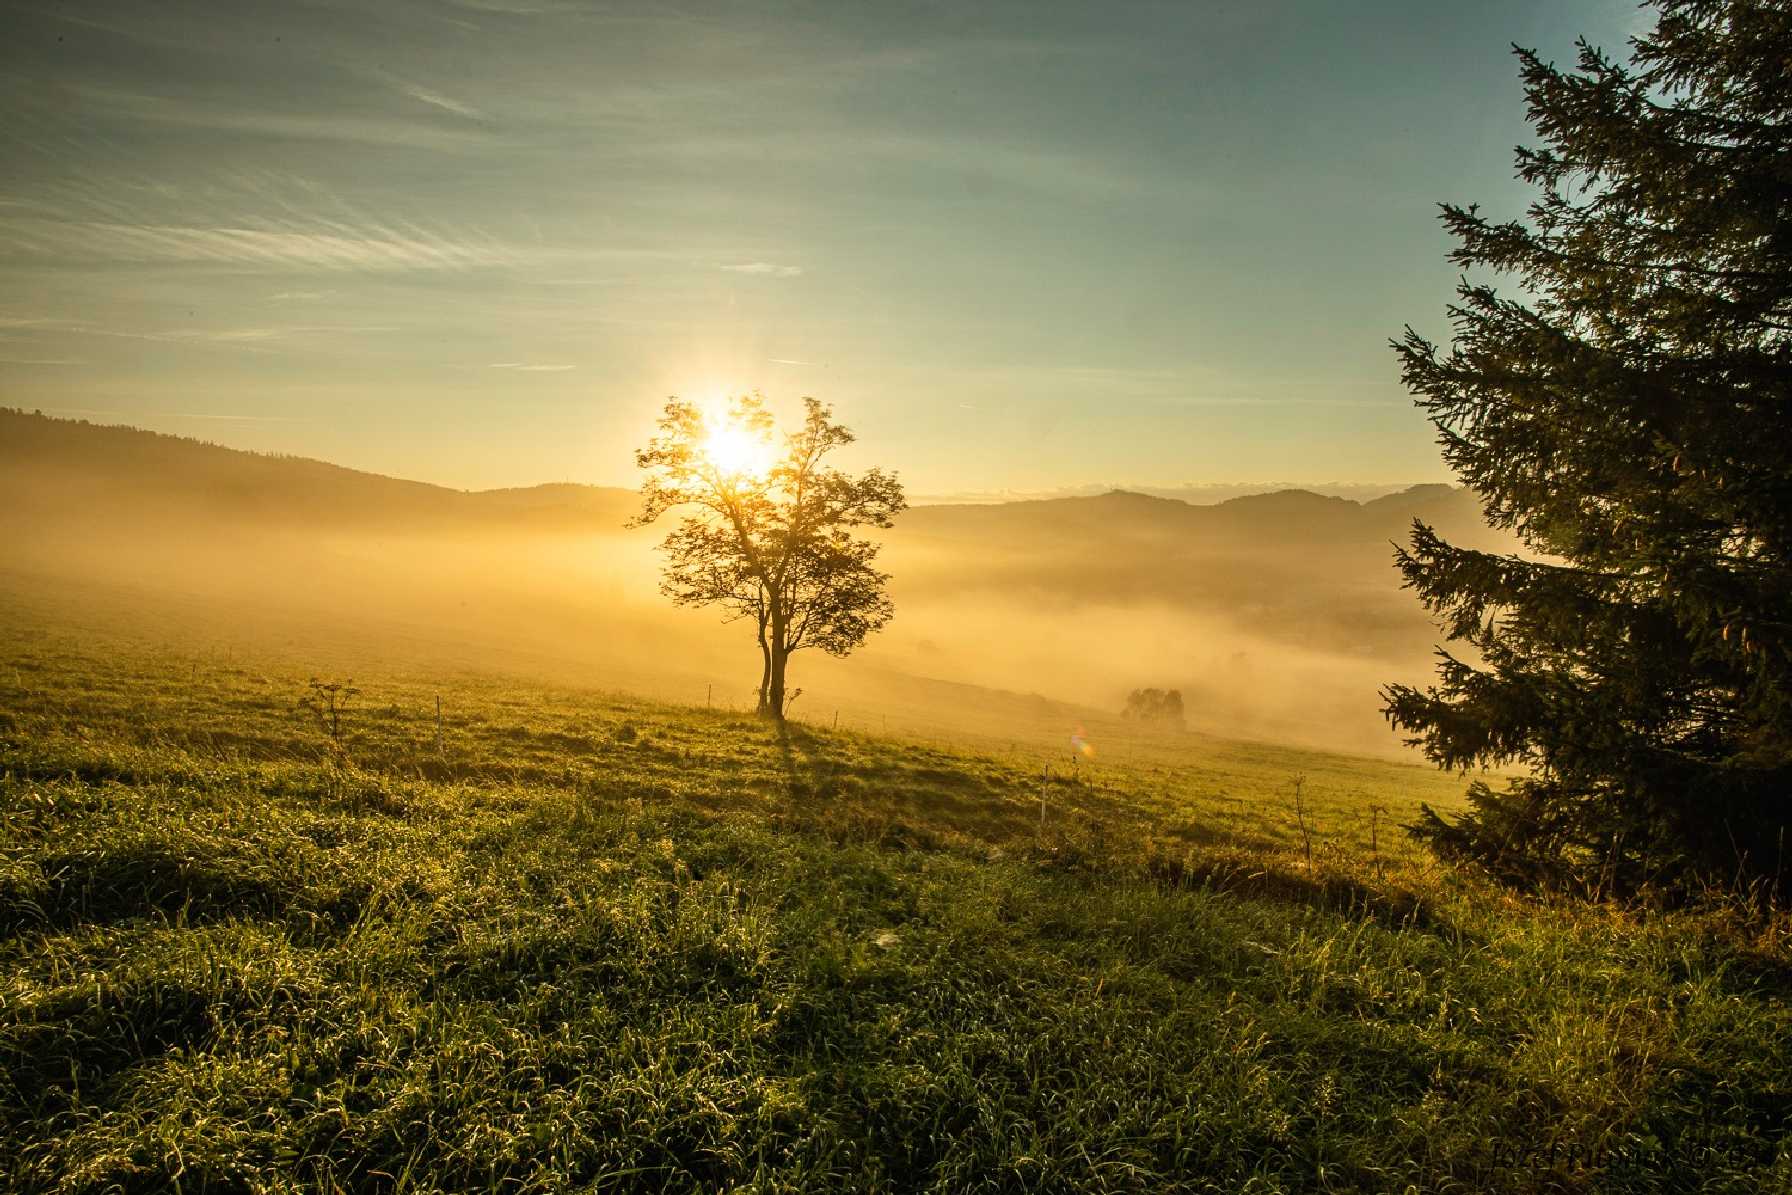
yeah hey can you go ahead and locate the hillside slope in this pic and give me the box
[2,632,1787,1192]
[0,409,1522,753]
[0,408,639,531]
[899,483,1506,552]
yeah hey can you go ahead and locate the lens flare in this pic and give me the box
[1071,727,1095,759]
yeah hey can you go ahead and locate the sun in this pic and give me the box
[700,415,773,479]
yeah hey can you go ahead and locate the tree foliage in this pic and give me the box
[634,394,905,720]
[1121,687,1186,729]
[1386,0,1792,899]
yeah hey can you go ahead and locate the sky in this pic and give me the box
[1,0,1651,494]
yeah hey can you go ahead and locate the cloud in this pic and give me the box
[490,362,575,371]
[62,84,490,152]
[448,0,541,11]
[268,290,334,301]
[1166,396,1405,409]
[0,216,510,272]
[641,129,1151,204]
[769,358,817,366]
[965,364,1407,409]
[163,326,397,343]
[194,328,286,343]
[400,85,487,121]
[445,0,578,14]
[0,316,393,355]
[0,357,82,365]
[722,261,803,277]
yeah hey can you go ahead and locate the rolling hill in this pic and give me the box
[0,408,1519,753]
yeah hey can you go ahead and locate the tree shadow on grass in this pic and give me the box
[2,978,223,1114]
[771,721,1472,941]
[1,839,366,940]
[772,721,1084,847]
[1140,849,1463,937]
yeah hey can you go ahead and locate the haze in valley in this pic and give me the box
[0,409,1520,755]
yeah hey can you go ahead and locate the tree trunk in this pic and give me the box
[755,618,772,716]
[767,644,789,722]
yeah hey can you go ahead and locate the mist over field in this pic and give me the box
[0,410,1515,754]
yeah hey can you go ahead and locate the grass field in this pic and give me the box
[3,620,1790,1191]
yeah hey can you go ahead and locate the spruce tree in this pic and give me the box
[1386,0,1792,898]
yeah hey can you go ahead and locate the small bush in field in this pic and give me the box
[297,678,359,749]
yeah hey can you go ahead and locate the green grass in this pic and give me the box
[2,634,1789,1193]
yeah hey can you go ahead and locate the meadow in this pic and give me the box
[2,605,1789,1193]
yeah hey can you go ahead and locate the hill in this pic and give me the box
[0,408,1491,545]
[0,409,1521,754]
[0,409,639,532]
[1,629,1786,1191]
[900,483,1501,550]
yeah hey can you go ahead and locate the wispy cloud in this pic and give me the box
[1168,395,1407,409]
[446,0,577,14]
[399,84,487,121]
[490,361,575,371]
[0,216,510,272]
[0,314,393,354]
[165,326,397,343]
[0,357,83,365]
[643,129,1152,203]
[0,169,688,284]
[722,261,803,277]
[30,10,167,46]
[769,357,817,366]
[964,364,1409,409]
[63,84,490,152]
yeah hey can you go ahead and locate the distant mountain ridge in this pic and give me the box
[914,481,1435,506]
[0,409,639,531]
[0,409,1497,548]
[900,483,1506,554]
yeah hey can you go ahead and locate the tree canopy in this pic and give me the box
[1385,0,1792,899]
[634,394,905,721]
[1121,688,1186,729]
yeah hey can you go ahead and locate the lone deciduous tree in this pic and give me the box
[1385,1,1792,898]
[633,393,905,721]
